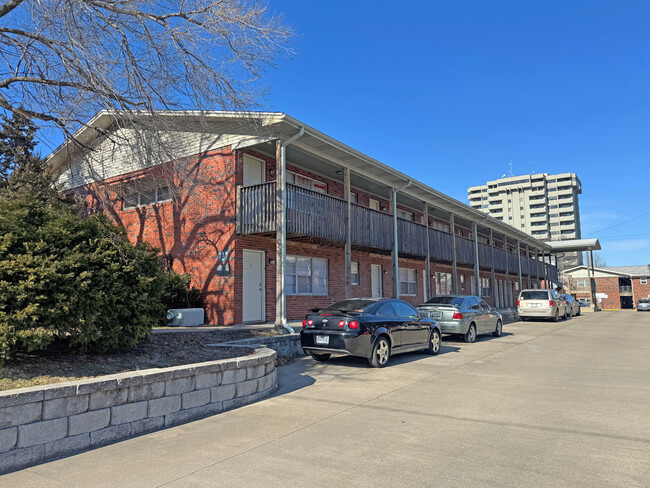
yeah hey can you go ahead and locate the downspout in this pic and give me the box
[276,126,305,334]
[392,180,412,298]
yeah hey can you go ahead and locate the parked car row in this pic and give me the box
[300,295,503,368]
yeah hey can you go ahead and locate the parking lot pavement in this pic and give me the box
[2,312,649,487]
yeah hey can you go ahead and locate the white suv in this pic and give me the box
[518,289,567,322]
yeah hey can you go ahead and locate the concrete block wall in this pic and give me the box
[0,348,277,475]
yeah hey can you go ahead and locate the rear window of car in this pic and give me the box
[424,296,465,306]
[321,299,377,312]
[639,298,650,303]
[520,291,550,300]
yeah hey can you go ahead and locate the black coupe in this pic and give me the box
[300,298,441,367]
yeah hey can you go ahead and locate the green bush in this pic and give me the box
[0,193,165,365]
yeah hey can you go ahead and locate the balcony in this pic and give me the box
[236,182,559,281]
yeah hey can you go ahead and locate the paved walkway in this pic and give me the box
[2,312,649,487]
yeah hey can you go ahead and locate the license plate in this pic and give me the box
[529,303,540,308]
[429,311,442,319]
[315,335,329,345]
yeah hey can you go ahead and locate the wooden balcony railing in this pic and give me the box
[236,182,560,282]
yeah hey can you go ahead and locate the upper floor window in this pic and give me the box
[123,183,171,210]
[287,171,327,195]
[369,198,381,211]
[397,209,414,221]
[640,277,648,285]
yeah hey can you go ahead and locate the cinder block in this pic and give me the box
[69,409,110,435]
[236,379,258,398]
[17,418,67,448]
[0,402,42,429]
[75,378,118,395]
[128,381,165,402]
[246,365,266,380]
[43,384,76,400]
[236,355,264,369]
[195,372,221,390]
[43,433,90,459]
[257,373,275,392]
[148,395,181,417]
[221,368,246,385]
[90,424,132,447]
[0,445,44,475]
[0,427,17,453]
[210,384,236,403]
[264,361,275,375]
[43,395,89,420]
[181,389,210,410]
[164,403,223,427]
[130,417,164,436]
[110,401,147,425]
[89,388,128,410]
[0,388,44,408]
[165,377,194,395]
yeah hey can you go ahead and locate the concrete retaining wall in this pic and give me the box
[222,334,304,358]
[0,347,277,475]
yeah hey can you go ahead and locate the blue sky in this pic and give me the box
[35,1,650,266]
[260,0,650,266]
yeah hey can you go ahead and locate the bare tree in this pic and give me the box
[591,251,606,268]
[0,0,292,135]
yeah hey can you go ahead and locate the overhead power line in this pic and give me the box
[585,211,650,236]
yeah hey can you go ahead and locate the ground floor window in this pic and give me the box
[481,277,491,297]
[399,268,417,296]
[286,256,327,295]
[351,261,359,285]
[459,274,466,292]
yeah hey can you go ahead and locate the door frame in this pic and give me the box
[243,154,266,186]
[371,264,383,298]
[242,249,265,323]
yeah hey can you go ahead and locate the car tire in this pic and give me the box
[309,352,331,362]
[369,336,391,368]
[576,309,581,316]
[552,310,559,322]
[520,316,527,322]
[464,323,477,343]
[493,320,502,337]
[426,329,441,355]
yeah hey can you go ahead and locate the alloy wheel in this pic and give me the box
[376,340,389,365]
[431,331,440,353]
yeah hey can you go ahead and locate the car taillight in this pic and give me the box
[307,319,314,326]
[452,312,463,320]
[517,300,520,307]
[549,300,554,307]
[338,320,345,327]
[348,320,359,329]
[302,319,307,327]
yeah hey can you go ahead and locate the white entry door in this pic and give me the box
[371,264,383,298]
[243,155,264,186]
[243,250,265,322]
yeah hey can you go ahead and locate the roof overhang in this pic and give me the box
[48,110,555,251]
[544,239,601,253]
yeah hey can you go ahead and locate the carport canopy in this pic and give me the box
[543,238,601,253]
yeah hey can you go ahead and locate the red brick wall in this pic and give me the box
[633,277,650,304]
[593,277,621,310]
[75,148,238,325]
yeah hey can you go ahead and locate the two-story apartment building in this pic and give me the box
[566,265,650,310]
[48,111,560,326]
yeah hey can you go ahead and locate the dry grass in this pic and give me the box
[0,329,278,391]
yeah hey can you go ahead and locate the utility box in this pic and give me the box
[167,308,205,326]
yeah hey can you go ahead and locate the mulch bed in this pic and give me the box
[0,328,284,392]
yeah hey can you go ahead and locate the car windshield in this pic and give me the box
[562,295,573,301]
[321,299,377,312]
[520,291,549,300]
[424,296,464,306]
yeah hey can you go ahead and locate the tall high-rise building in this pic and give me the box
[468,172,583,269]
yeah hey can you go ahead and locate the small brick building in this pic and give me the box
[48,111,561,326]
[566,265,650,310]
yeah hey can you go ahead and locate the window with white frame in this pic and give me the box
[399,268,417,296]
[286,171,328,195]
[351,261,359,285]
[397,209,414,221]
[481,277,491,297]
[431,220,451,233]
[369,198,380,211]
[123,182,172,210]
[350,192,358,204]
[286,256,328,295]
[641,277,648,285]
[576,279,587,288]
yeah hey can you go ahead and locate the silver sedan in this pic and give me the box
[417,295,503,343]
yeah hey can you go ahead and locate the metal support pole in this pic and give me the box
[473,223,480,296]
[525,244,531,289]
[504,236,510,307]
[391,188,399,299]
[517,241,523,292]
[490,229,496,306]
[451,213,458,294]
[344,167,352,299]
[424,202,430,302]
[590,249,597,308]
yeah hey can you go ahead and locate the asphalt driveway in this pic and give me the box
[2,312,649,487]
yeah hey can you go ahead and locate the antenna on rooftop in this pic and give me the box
[508,161,513,177]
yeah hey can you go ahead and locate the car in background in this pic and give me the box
[636,298,650,311]
[300,298,441,368]
[416,295,502,343]
[561,294,581,317]
[578,298,591,307]
[517,289,567,322]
